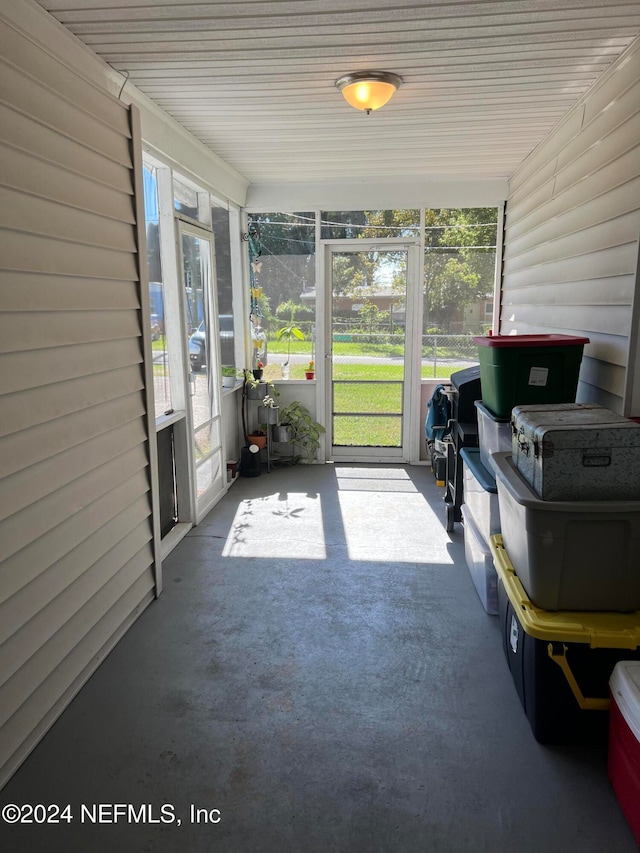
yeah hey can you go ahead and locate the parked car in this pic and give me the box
[189,322,206,371]
[188,315,235,371]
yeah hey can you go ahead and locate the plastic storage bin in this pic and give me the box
[491,535,640,744]
[510,402,640,501]
[490,452,640,611]
[472,334,589,418]
[475,400,511,471]
[461,505,498,615]
[460,447,500,542]
[609,661,640,844]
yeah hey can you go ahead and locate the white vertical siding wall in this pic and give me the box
[501,38,640,415]
[0,17,156,786]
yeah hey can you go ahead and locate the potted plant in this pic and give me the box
[276,311,305,379]
[305,359,315,380]
[244,369,270,400]
[253,360,264,381]
[222,365,238,388]
[261,394,280,424]
[246,430,267,449]
[271,400,325,463]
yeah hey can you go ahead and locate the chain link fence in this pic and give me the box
[264,324,479,375]
[421,334,479,376]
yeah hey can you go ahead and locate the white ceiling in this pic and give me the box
[37,1,640,187]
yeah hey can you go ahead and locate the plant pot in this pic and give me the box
[272,424,293,443]
[253,369,263,380]
[247,381,267,400]
[247,432,267,449]
[264,406,279,424]
[280,362,290,380]
[305,372,315,380]
[222,375,236,388]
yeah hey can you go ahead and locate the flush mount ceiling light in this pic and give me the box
[335,71,402,114]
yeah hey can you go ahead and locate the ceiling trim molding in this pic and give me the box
[245,178,509,211]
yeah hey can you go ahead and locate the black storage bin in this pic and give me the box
[450,365,481,424]
[443,366,481,530]
[492,535,640,745]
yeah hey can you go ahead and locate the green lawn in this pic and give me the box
[150,334,466,446]
[262,356,460,446]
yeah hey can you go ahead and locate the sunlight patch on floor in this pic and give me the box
[338,491,453,564]
[222,491,327,559]
[335,466,418,493]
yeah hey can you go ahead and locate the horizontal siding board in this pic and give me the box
[503,213,640,274]
[0,59,132,167]
[508,72,640,212]
[506,144,640,242]
[0,550,154,728]
[0,143,135,224]
[0,459,149,575]
[0,364,143,438]
[0,337,142,396]
[0,419,147,521]
[579,355,627,398]
[0,231,139,280]
[0,392,145,481]
[500,243,638,289]
[505,173,556,230]
[0,22,130,132]
[576,379,624,413]
[508,107,585,196]
[0,272,140,314]
[501,276,634,307]
[573,331,630,368]
[0,311,141,355]
[0,19,157,792]
[505,175,640,257]
[0,527,153,693]
[0,103,131,194]
[500,302,631,337]
[0,187,137,252]
[0,575,154,787]
[555,98,640,178]
[509,51,640,199]
[0,497,150,649]
[582,49,640,124]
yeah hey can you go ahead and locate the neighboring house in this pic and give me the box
[463,296,494,334]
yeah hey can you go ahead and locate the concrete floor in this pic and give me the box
[0,463,635,852]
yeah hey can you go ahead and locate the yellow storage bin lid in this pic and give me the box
[490,534,640,650]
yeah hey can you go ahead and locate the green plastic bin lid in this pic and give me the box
[490,534,640,650]
[473,334,590,348]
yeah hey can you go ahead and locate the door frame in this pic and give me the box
[177,220,228,524]
[320,238,423,464]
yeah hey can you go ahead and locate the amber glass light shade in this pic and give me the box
[335,72,402,114]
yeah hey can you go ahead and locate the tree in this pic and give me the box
[423,208,497,332]
[247,213,315,313]
[358,300,389,335]
[248,208,499,336]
